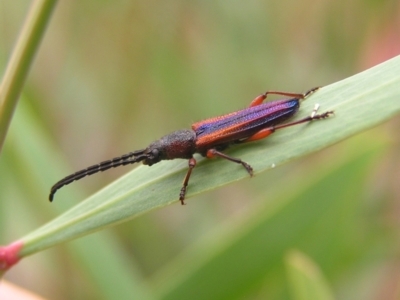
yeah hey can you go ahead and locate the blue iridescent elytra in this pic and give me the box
[192,99,299,152]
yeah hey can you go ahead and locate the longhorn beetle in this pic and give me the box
[49,87,333,204]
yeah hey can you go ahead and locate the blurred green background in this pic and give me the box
[1,0,400,299]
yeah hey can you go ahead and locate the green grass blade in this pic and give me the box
[18,55,400,257]
[0,0,57,151]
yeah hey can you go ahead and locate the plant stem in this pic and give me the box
[0,0,58,152]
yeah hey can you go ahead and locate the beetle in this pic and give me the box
[49,87,333,204]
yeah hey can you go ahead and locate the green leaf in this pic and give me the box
[19,55,400,257]
[286,250,335,300]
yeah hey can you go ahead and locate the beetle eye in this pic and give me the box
[151,149,159,159]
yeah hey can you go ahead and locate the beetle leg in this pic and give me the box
[249,94,267,107]
[271,109,333,131]
[179,157,197,205]
[249,87,320,107]
[206,149,253,176]
[244,105,333,143]
[244,128,275,142]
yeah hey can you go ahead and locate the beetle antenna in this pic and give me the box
[49,149,147,202]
